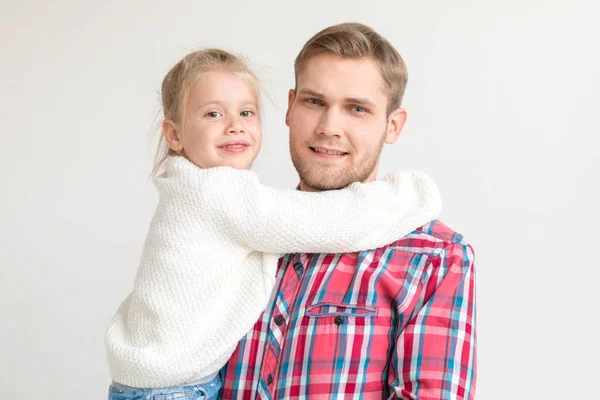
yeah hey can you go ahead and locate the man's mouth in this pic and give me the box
[310,147,348,157]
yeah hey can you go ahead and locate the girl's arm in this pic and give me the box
[195,163,442,254]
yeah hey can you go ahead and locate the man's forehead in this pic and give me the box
[296,54,388,100]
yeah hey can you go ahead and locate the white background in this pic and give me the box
[1,0,598,398]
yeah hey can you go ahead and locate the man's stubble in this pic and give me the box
[289,131,387,191]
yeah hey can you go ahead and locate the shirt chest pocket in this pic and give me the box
[299,300,384,374]
[305,302,378,318]
[300,254,380,324]
[288,254,398,375]
[303,300,379,335]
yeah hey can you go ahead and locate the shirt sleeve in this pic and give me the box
[390,243,476,400]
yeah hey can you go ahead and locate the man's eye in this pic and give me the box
[240,110,253,117]
[307,98,322,105]
[206,111,222,118]
[353,106,367,113]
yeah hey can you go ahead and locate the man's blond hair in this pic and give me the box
[294,23,408,115]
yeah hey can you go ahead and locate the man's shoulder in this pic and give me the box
[384,219,473,257]
[280,220,473,261]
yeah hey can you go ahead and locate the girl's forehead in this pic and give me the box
[186,74,259,111]
[193,70,256,95]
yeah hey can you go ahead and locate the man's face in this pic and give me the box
[286,53,405,191]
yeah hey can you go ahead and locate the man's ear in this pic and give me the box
[285,89,296,127]
[385,108,407,144]
[162,119,183,153]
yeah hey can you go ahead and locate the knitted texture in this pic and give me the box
[104,156,442,388]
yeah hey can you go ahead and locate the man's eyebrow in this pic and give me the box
[297,89,325,98]
[344,97,376,107]
[298,89,376,107]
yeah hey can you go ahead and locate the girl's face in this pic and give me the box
[165,68,262,169]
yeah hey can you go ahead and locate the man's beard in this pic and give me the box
[290,133,386,191]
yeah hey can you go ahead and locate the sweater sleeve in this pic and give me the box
[204,167,442,254]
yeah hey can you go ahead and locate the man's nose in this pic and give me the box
[316,109,344,137]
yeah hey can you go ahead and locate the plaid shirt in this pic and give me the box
[221,220,476,400]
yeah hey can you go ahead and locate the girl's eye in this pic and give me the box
[240,110,254,117]
[206,111,222,118]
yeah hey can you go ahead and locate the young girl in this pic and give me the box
[104,49,442,400]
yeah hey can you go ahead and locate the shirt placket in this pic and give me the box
[259,254,310,399]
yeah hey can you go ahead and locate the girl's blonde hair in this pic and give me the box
[152,48,261,177]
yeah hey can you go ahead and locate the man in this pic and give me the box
[221,22,476,400]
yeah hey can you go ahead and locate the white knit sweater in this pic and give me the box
[104,156,442,388]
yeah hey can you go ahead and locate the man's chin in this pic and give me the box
[299,171,354,191]
[292,152,376,191]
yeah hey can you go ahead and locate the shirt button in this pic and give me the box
[293,262,303,271]
[267,374,273,385]
[274,315,285,326]
[334,316,344,326]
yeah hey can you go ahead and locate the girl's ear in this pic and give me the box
[163,120,183,153]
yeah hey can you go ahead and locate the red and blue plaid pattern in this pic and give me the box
[221,220,476,399]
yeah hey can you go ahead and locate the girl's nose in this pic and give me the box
[227,117,245,135]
